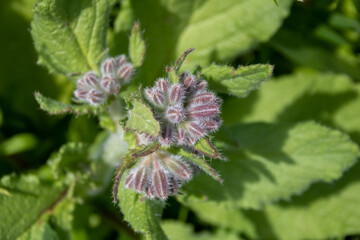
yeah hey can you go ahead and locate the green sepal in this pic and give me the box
[193,137,221,159]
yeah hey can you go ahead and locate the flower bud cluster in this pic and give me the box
[74,55,134,105]
[144,73,222,146]
[124,150,193,199]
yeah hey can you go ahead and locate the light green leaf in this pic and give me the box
[125,99,160,138]
[162,220,240,240]
[129,22,145,67]
[117,174,168,240]
[201,64,273,97]
[17,223,59,240]
[31,0,115,75]
[35,92,103,115]
[193,138,221,159]
[0,174,66,240]
[222,70,360,144]
[0,133,38,156]
[181,121,359,209]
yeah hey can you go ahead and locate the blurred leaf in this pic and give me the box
[162,220,240,240]
[201,64,273,97]
[125,99,160,138]
[0,174,66,240]
[31,0,116,75]
[181,121,359,209]
[17,222,59,240]
[0,133,38,156]
[223,70,360,143]
[329,13,360,32]
[35,92,103,115]
[117,174,168,240]
[129,22,146,67]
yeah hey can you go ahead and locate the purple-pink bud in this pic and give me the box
[169,84,184,105]
[74,88,88,100]
[189,103,219,118]
[183,74,196,91]
[163,157,191,180]
[124,172,135,189]
[190,92,216,105]
[152,159,168,199]
[100,75,120,94]
[134,167,148,192]
[186,122,205,139]
[168,177,179,195]
[160,123,174,145]
[196,80,208,91]
[145,185,156,199]
[177,128,186,145]
[78,72,99,89]
[152,89,166,107]
[101,58,116,75]
[117,63,133,81]
[157,78,169,93]
[202,119,220,132]
[166,106,184,124]
[87,89,105,105]
[115,55,126,68]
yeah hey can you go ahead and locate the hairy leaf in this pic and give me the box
[201,64,273,97]
[182,121,359,209]
[31,0,115,75]
[193,138,221,159]
[129,22,146,67]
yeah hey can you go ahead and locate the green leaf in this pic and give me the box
[35,92,103,115]
[17,223,59,240]
[222,70,360,144]
[178,150,223,183]
[162,220,240,240]
[31,0,115,75]
[117,174,168,240]
[0,133,38,156]
[181,121,359,209]
[129,22,146,67]
[0,174,66,240]
[193,138,221,159]
[125,99,160,138]
[201,64,273,97]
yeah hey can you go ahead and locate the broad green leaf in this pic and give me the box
[129,22,145,67]
[120,0,291,85]
[31,0,115,75]
[181,121,359,209]
[201,64,273,97]
[125,99,160,138]
[222,70,360,143]
[117,174,168,240]
[162,220,240,240]
[193,138,221,159]
[35,92,103,115]
[0,174,66,240]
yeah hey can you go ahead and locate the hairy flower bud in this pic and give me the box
[196,80,208,91]
[78,72,99,89]
[100,75,120,94]
[166,106,185,124]
[101,58,116,75]
[157,78,169,93]
[189,103,219,118]
[169,84,184,105]
[87,89,105,105]
[115,55,126,68]
[183,73,196,91]
[74,88,88,100]
[186,121,205,139]
[117,63,134,82]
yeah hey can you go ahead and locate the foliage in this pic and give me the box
[1,0,360,239]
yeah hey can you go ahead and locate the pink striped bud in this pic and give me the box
[134,167,148,192]
[145,185,156,199]
[100,75,120,94]
[177,128,186,145]
[78,72,99,89]
[115,55,126,68]
[117,63,133,81]
[101,58,116,75]
[190,92,216,105]
[183,74,196,91]
[163,157,191,180]
[125,172,135,189]
[186,122,205,139]
[160,123,174,145]
[166,106,184,124]
[152,89,166,107]
[197,80,208,91]
[157,78,169,93]
[152,159,168,199]
[87,89,105,105]
[74,88,88,100]
[189,103,219,118]
[202,119,220,132]
[169,84,184,105]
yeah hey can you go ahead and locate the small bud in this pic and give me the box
[186,122,205,139]
[177,128,186,145]
[196,80,208,91]
[134,167,148,192]
[183,74,196,91]
[189,103,219,118]
[87,89,105,105]
[169,84,184,105]
[152,159,168,199]
[160,123,174,145]
[117,63,133,82]
[190,92,216,105]
[157,78,169,93]
[168,177,179,195]
[78,72,99,89]
[100,75,120,94]
[152,90,166,107]
[115,55,126,68]
[74,88,88,100]
[101,58,116,75]
[163,156,191,180]
[202,119,220,132]
[124,172,135,189]
[166,106,185,124]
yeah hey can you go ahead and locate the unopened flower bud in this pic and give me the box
[152,159,168,199]
[101,58,116,75]
[117,63,133,82]
[100,75,120,94]
[87,89,105,105]
[177,128,186,145]
[189,103,219,118]
[183,74,196,91]
[163,156,191,180]
[157,78,169,93]
[74,88,88,100]
[152,89,166,107]
[134,167,148,192]
[125,172,135,189]
[202,119,220,132]
[115,55,126,68]
[169,84,184,105]
[166,106,185,124]
[160,123,174,145]
[197,80,208,91]
[186,122,205,139]
[78,72,99,89]
[190,92,216,105]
